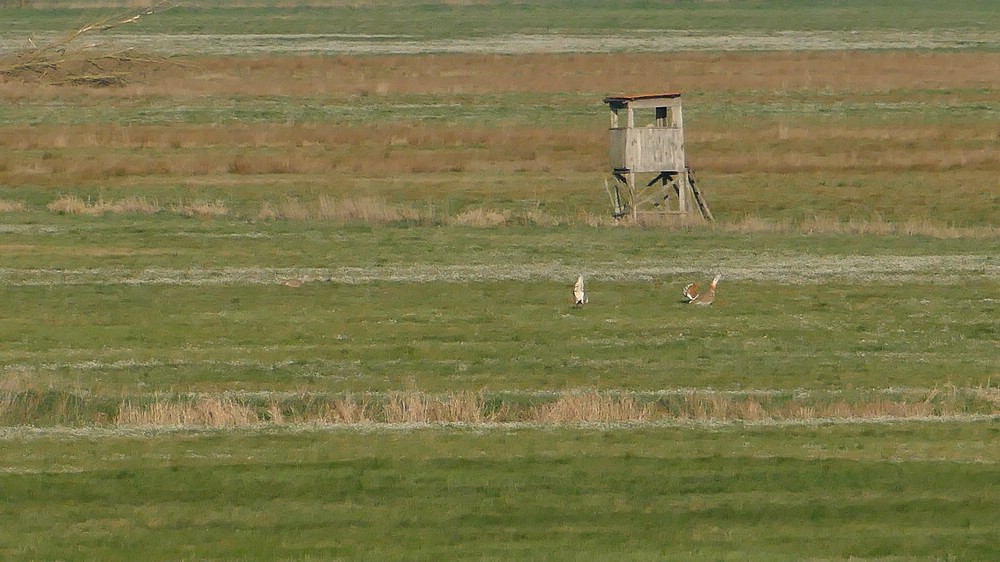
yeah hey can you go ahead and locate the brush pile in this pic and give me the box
[0,2,173,86]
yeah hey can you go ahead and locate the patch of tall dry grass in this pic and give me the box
[117,396,259,427]
[258,196,428,224]
[533,390,653,423]
[0,199,26,212]
[448,206,562,227]
[450,207,511,226]
[96,387,997,428]
[382,390,501,424]
[172,199,229,218]
[45,195,230,218]
[47,195,161,215]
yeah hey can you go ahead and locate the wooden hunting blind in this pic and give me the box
[603,93,712,221]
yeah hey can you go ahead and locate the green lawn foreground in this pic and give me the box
[1,422,998,561]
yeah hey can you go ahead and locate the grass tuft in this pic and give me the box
[258,196,429,224]
[116,396,259,427]
[172,199,229,218]
[534,390,653,423]
[0,199,26,212]
[46,195,161,215]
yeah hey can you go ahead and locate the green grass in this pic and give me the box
[6,0,1000,38]
[0,217,996,395]
[3,278,997,394]
[1,422,998,560]
[1,3,999,559]
[4,92,999,129]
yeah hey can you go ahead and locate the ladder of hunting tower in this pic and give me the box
[602,93,712,221]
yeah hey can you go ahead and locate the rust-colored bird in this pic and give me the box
[683,274,721,305]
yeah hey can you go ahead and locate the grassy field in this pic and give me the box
[1,1,999,560]
[2,423,1000,561]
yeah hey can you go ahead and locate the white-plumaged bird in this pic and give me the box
[573,275,588,307]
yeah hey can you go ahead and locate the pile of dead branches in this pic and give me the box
[0,2,173,86]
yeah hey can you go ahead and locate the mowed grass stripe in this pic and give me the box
[1,415,1000,441]
[5,30,1000,56]
[0,423,997,560]
[1,252,997,286]
[2,280,996,393]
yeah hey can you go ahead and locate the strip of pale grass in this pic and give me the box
[4,386,997,428]
[2,251,997,286]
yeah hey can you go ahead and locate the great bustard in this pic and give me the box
[682,274,721,305]
[573,274,588,307]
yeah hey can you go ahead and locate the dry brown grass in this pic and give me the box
[7,51,993,99]
[317,394,373,424]
[172,199,228,218]
[450,207,511,226]
[0,199,26,212]
[258,195,427,224]
[3,385,996,427]
[3,119,994,187]
[44,194,231,218]
[382,390,499,423]
[533,390,654,423]
[46,195,161,215]
[103,387,1000,427]
[2,51,997,229]
[116,396,259,427]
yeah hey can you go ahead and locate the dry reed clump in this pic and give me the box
[46,195,161,215]
[45,194,228,218]
[172,199,229,218]
[672,393,771,422]
[659,388,974,423]
[6,387,997,428]
[314,394,374,424]
[381,391,499,424]
[773,399,936,421]
[450,207,511,227]
[257,196,428,224]
[974,386,1000,410]
[0,199,26,212]
[116,396,259,427]
[533,390,653,424]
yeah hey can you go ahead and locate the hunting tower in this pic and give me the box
[603,93,712,221]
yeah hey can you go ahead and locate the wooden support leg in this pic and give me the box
[678,169,688,214]
[627,171,637,221]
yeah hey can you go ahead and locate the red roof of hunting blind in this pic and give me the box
[602,93,682,104]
